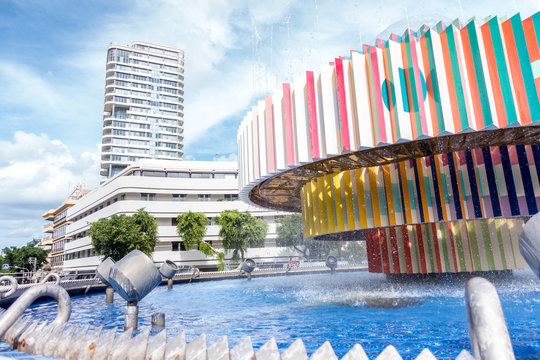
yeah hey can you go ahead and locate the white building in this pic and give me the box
[63,160,295,274]
[101,41,185,178]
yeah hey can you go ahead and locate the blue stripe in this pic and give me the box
[481,147,502,217]
[516,145,538,214]
[412,160,425,223]
[499,146,520,216]
[429,155,444,220]
[397,164,408,224]
[447,153,463,220]
[465,150,483,218]
[532,145,540,184]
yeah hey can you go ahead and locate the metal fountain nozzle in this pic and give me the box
[241,258,256,274]
[519,212,540,279]
[108,250,161,303]
[95,257,116,286]
[326,256,338,271]
[159,260,179,279]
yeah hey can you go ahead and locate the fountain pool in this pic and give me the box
[1,269,539,359]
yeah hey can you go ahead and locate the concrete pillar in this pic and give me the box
[105,286,114,304]
[124,301,138,331]
[151,312,166,329]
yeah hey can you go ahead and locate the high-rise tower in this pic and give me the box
[100,41,184,178]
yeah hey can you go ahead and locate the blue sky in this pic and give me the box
[0,0,538,248]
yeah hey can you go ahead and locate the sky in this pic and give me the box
[0,0,538,248]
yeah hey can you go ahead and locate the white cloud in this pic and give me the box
[0,131,100,246]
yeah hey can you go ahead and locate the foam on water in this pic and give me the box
[1,269,539,359]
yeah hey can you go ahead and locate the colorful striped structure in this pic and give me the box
[237,13,540,274]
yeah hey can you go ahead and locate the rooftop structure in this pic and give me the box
[237,13,540,275]
[101,41,185,178]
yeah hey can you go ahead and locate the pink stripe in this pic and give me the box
[408,33,428,136]
[335,58,351,151]
[369,47,387,143]
[474,148,484,165]
[306,71,320,159]
[508,145,519,165]
[282,83,295,167]
[265,95,276,173]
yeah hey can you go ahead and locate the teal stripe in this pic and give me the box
[404,32,423,136]
[392,183,402,215]
[488,17,519,125]
[466,21,494,127]
[459,170,468,202]
[445,25,470,131]
[384,46,401,139]
[510,13,540,121]
[425,30,446,132]
[441,173,450,204]
[424,176,433,207]
[533,12,540,52]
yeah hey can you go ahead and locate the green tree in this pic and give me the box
[2,241,49,271]
[276,214,337,259]
[88,208,158,261]
[215,210,268,261]
[176,211,225,269]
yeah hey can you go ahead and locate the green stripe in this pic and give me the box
[452,222,467,271]
[445,25,470,131]
[466,221,483,270]
[488,17,519,125]
[424,176,433,207]
[404,32,423,136]
[441,225,451,271]
[425,30,446,132]
[510,13,540,121]
[377,184,388,219]
[480,221,495,270]
[424,225,435,272]
[459,170,468,202]
[495,219,508,269]
[466,21,494,127]
[384,46,401,139]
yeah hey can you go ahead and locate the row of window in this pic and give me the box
[141,193,239,201]
[113,96,179,109]
[130,170,237,179]
[114,72,179,86]
[65,248,97,261]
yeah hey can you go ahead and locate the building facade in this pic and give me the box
[101,41,185,178]
[62,160,294,274]
[41,185,90,269]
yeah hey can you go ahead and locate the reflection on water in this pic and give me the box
[1,269,539,359]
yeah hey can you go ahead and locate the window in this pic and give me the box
[172,242,179,251]
[141,171,166,177]
[167,172,189,178]
[141,193,155,201]
[191,173,211,178]
[224,194,239,201]
[172,217,179,226]
[198,194,210,201]
[172,194,179,201]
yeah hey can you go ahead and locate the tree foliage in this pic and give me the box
[2,241,49,271]
[215,210,268,261]
[176,211,226,269]
[276,214,337,259]
[88,208,158,261]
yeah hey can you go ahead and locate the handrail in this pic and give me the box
[0,283,71,338]
[0,276,18,299]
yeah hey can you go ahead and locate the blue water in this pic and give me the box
[1,270,539,359]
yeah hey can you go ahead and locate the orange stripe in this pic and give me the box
[480,23,508,127]
[383,165,396,225]
[522,17,540,98]
[452,152,468,218]
[440,29,462,133]
[416,158,431,222]
[501,19,532,125]
[399,161,412,222]
[420,35,439,135]
[460,25,485,130]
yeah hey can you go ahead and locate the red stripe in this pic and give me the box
[282,83,295,166]
[335,58,351,151]
[389,227,400,273]
[306,71,320,159]
[367,230,383,273]
[379,228,390,273]
[402,226,413,274]
[265,95,276,173]
[415,224,428,274]
[431,223,443,273]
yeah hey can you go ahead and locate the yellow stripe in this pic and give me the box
[416,158,430,222]
[399,162,413,223]
[305,183,314,237]
[310,180,320,236]
[300,186,308,238]
[325,174,336,233]
[333,173,345,231]
[317,177,327,235]
[368,167,381,227]
[355,169,368,228]
[383,165,396,225]
[343,170,356,230]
